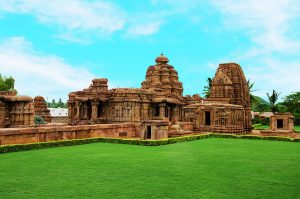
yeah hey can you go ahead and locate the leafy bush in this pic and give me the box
[262,136,293,142]
[293,138,300,142]
[260,117,270,125]
[252,117,261,125]
[34,115,47,125]
[294,117,300,126]
[252,117,270,125]
[239,135,263,140]
[1,133,299,154]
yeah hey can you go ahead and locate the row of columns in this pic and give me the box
[157,103,179,121]
[74,100,102,120]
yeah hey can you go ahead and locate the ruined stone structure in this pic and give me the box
[258,113,295,137]
[0,123,139,145]
[68,55,252,138]
[33,96,52,123]
[68,54,187,139]
[269,113,294,132]
[0,91,34,128]
[0,54,295,145]
[184,63,252,134]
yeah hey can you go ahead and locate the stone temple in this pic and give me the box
[2,54,298,146]
[68,54,252,139]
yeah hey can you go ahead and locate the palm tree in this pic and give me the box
[203,77,212,98]
[247,79,258,106]
[266,90,281,113]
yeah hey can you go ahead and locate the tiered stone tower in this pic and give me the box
[210,63,252,133]
[141,54,183,98]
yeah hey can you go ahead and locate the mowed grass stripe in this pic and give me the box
[0,138,300,199]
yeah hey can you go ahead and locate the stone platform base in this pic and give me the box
[0,123,140,146]
[255,130,296,138]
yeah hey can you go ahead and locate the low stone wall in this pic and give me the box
[51,116,68,124]
[260,130,296,138]
[0,123,140,146]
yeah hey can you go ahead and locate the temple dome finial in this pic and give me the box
[155,53,169,63]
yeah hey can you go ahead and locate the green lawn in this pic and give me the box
[1,139,300,199]
[254,124,300,132]
[253,124,270,130]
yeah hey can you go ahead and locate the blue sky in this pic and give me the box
[0,0,299,101]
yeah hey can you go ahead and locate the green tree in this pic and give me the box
[47,98,67,108]
[0,74,16,92]
[203,77,212,98]
[247,79,258,107]
[281,92,300,115]
[50,99,56,108]
[57,98,64,108]
[255,103,270,113]
[266,90,281,113]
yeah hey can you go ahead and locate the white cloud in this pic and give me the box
[0,0,126,42]
[246,58,300,99]
[0,37,95,101]
[127,21,164,37]
[208,0,300,98]
[210,0,300,54]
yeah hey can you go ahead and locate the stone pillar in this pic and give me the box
[83,103,88,120]
[159,103,166,119]
[75,101,80,119]
[91,101,98,119]
[244,107,252,133]
[172,107,178,123]
[142,104,149,120]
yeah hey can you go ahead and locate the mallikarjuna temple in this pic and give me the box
[68,54,252,136]
[0,54,295,145]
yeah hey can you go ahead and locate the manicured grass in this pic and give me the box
[1,139,300,199]
[254,124,300,132]
[253,124,270,130]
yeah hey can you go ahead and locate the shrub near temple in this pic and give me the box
[34,115,47,125]
[1,133,300,154]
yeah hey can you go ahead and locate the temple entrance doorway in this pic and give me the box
[277,119,283,129]
[205,111,211,126]
[98,102,104,117]
[146,126,152,139]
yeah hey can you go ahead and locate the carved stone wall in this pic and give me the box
[34,96,52,123]
[270,113,294,132]
[68,56,252,135]
[0,91,34,128]
[209,63,252,133]
[68,55,185,126]
[0,123,139,145]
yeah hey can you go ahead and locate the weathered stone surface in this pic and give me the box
[0,55,255,145]
[68,54,185,132]
[208,63,252,133]
[68,55,253,138]
[34,96,52,123]
[260,113,295,136]
[51,116,68,124]
[0,91,34,128]
[0,123,138,145]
